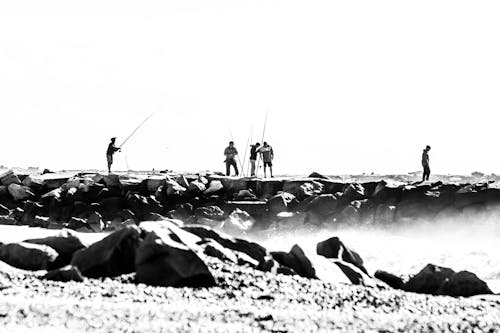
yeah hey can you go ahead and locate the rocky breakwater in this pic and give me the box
[3,170,500,233]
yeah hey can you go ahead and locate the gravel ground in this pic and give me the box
[1,257,500,333]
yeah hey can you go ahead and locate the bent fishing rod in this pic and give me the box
[119,113,155,149]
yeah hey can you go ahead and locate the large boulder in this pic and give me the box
[221,209,255,234]
[0,170,21,186]
[204,180,224,195]
[267,192,297,214]
[374,270,405,290]
[71,225,141,278]
[0,204,10,216]
[195,206,225,222]
[305,194,338,218]
[24,229,86,269]
[438,271,493,297]
[136,221,215,287]
[316,236,367,274]
[404,264,455,295]
[341,183,366,202]
[188,180,206,195]
[8,184,34,201]
[255,179,284,199]
[0,242,58,270]
[44,265,84,282]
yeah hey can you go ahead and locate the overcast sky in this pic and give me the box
[1,1,499,175]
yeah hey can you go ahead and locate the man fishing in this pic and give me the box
[224,141,239,176]
[422,145,431,181]
[106,137,121,173]
[258,142,274,178]
[249,142,260,177]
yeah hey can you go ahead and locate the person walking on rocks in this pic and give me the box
[106,137,121,173]
[224,141,239,176]
[259,142,274,178]
[422,145,431,181]
[249,142,260,177]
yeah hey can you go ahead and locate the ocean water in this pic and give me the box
[252,217,500,293]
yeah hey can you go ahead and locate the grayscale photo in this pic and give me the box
[1,1,500,332]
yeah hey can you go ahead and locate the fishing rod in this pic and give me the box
[241,125,254,177]
[119,112,155,149]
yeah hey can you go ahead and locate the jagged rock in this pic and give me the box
[255,179,284,199]
[267,192,297,214]
[371,180,403,203]
[67,217,91,231]
[20,201,44,226]
[0,204,10,215]
[308,172,329,179]
[116,209,138,224]
[146,176,166,192]
[0,170,21,186]
[71,225,141,278]
[87,211,105,232]
[374,270,405,290]
[103,174,121,187]
[183,225,273,269]
[405,264,455,295]
[188,180,206,195]
[224,201,267,219]
[136,221,216,287]
[221,209,255,234]
[126,193,163,220]
[8,184,34,201]
[282,181,323,200]
[305,194,338,218]
[169,203,194,222]
[438,271,492,297]
[204,180,224,195]
[316,236,367,274]
[44,265,84,282]
[25,229,86,269]
[341,183,366,202]
[0,242,58,271]
[195,206,225,221]
[336,205,360,226]
[0,216,16,225]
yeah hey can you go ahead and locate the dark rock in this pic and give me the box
[267,192,297,214]
[68,217,91,231]
[8,184,34,201]
[20,201,44,226]
[438,271,493,297]
[316,236,367,274]
[305,194,338,218]
[0,216,17,225]
[87,211,105,232]
[255,179,284,199]
[341,183,366,202]
[71,225,141,278]
[336,205,360,226]
[405,264,455,295]
[44,265,84,282]
[371,180,403,204]
[143,212,168,221]
[0,204,9,215]
[188,180,206,195]
[374,270,405,290]
[0,242,58,270]
[136,222,216,287]
[224,201,267,219]
[308,172,329,179]
[25,229,86,269]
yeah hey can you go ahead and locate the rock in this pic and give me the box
[87,211,105,232]
[7,184,34,201]
[71,225,141,278]
[0,169,21,186]
[135,222,216,287]
[165,179,187,197]
[20,201,44,226]
[255,179,284,199]
[373,203,396,224]
[282,181,323,200]
[221,209,255,234]
[127,193,163,220]
[308,172,329,179]
[44,265,84,282]
[143,212,168,221]
[371,180,403,204]
[267,192,297,214]
[316,236,367,274]
[146,176,166,192]
[224,201,267,219]
[305,194,338,218]
[0,242,58,270]
[341,183,366,202]
[374,270,405,290]
[438,271,493,297]
[0,204,10,215]
[195,206,225,221]
[204,180,224,195]
[0,216,16,225]
[103,174,121,187]
[336,205,360,226]
[68,217,91,231]
[188,180,206,195]
[169,204,194,222]
[234,189,257,200]
[117,209,139,224]
[183,225,273,269]
[24,229,86,269]
[405,264,455,295]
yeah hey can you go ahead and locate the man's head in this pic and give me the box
[229,141,234,147]
[253,143,260,147]
[425,145,431,151]
[111,137,116,143]
[263,141,268,147]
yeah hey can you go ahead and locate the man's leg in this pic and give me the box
[269,166,273,178]
[226,161,231,176]
[250,160,256,176]
[233,160,239,176]
[426,167,431,181]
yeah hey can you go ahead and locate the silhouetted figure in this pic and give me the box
[259,142,274,178]
[224,141,239,176]
[106,137,120,173]
[422,145,431,181]
[249,142,260,177]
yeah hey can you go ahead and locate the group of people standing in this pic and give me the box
[224,141,274,178]
[106,137,432,181]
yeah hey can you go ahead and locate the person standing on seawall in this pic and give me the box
[259,142,274,178]
[422,145,431,181]
[106,137,121,173]
[224,141,239,176]
[249,142,260,177]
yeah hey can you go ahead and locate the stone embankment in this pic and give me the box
[0,169,496,299]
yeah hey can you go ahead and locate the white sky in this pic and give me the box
[1,1,499,175]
